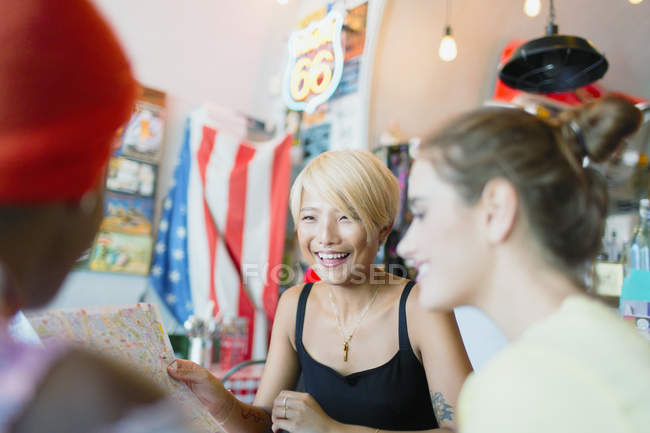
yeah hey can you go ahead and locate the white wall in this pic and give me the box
[91,0,302,207]
[370,0,650,144]
[50,0,303,331]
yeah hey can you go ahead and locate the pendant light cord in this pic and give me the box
[446,0,451,27]
[546,0,558,35]
[549,0,555,26]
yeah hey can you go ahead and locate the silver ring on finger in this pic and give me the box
[283,396,288,418]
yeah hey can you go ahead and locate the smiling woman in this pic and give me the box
[397,97,650,433]
[169,149,472,433]
[289,150,400,286]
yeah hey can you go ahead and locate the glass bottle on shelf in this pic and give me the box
[600,230,620,263]
[628,199,650,272]
[218,316,237,371]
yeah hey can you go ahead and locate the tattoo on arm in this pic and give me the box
[431,392,454,423]
[240,407,265,424]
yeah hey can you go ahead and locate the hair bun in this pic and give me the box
[558,95,642,163]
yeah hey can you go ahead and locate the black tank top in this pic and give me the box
[295,281,438,430]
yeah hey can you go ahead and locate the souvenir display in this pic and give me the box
[101,192,154,235]
[117,86,166,163]
[89,230,153,275]
[83,85,165,275]
[106,157,157,198]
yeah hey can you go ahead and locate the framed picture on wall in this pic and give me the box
[101,192,154,236]
[106,156,157,198]
[81,85,165,277]
[89,230,153,275]
[120,102,165,163]
[300,123,331,162]
[114,86,166,163]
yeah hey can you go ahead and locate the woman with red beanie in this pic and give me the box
[0,1,187,431]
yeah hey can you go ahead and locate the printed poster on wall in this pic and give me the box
[331,2,367,100]
[89,230,153,275]
[284,1,371,165]
[301,123,332,161]
[116,87,166,163]
[106,157,157,198]
[101,192,154,236]
[78,85,165,274]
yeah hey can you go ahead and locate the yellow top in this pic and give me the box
[458,295,650,433]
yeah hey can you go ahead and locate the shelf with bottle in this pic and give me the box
[590,105,650,299]
[590,201,650,314]
[618,198,650,341]
[590,214,633,300]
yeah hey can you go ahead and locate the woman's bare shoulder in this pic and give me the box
[280,283,305,299]
[277,283,306,313]
[273,284,307,339]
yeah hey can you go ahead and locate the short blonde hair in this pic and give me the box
[290,149,401,237]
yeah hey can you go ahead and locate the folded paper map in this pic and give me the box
[26,303,220,433]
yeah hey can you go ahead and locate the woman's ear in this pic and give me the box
[378,224,393,245]
[479,178,518,244]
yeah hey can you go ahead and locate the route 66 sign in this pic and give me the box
[283,11,344,114]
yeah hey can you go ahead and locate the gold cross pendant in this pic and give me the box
[343,341,349,362]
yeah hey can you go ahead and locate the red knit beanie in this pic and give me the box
[0,0,136,203]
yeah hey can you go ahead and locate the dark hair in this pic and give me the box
[419,96,642,284]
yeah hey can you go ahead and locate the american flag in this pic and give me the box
[152,106,292,359]
[150,122,193,323]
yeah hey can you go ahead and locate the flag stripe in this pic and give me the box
[206,131,240,321]
[187,111,213,320]
[197,126,218,315]
[241,141,275,358]
[225,145,256,270]
[226,144,257,359]
[264,136,292,325]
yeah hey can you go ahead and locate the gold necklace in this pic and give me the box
[328,286,379,362]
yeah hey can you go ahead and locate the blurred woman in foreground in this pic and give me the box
[398,96,650,433]
[0,1,187,432]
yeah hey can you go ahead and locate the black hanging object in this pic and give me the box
[499,0,608,93]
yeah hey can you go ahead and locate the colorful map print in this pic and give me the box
[26,303,220,433]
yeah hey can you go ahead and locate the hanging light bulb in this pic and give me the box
[439,26,457,62]
[277,0,289,4]
[524,0,541,17]
[438,0,457,62]
[629,0,643,4]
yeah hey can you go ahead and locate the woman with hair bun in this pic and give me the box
[398,96,650,433]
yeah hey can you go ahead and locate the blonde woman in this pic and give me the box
[397,97,650,433]
[169,150,472,433]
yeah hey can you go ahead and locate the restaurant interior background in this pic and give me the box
[44,0,650,371]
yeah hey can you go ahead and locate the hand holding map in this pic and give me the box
[26,303,221,433]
